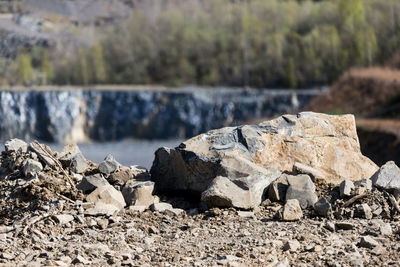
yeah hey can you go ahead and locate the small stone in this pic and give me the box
[108,167,134,186]
[1,252,14,260]
[72,255,90,265]
[282,240,300,252]
[371,245,384,255]
[148,226,159,234]
[360,236,379,248]
[379,223,392,236]
[53,214,74,225]
[354,179,372,191]
[122,180,155,207]
[355,204,373,219]
[150,202,173,213]
[130,165,151,180]
[268,174,289,202]
[5,138,28,153]
[371,161,400,191]
[339,179,354,198]
[23,159,43,177]
[128,205,147,212]
[314,197,331,217]
[99,154,120,174]
[77,174,109,194]
[285,174,318,208]
[70,153,90,174]
[86,184,126,210]
[324,222,336,232]
[282,199,303,221]
[164,208,185,216]
[237,211,254,218]
[335,222,354,230]
[97,218,109,229]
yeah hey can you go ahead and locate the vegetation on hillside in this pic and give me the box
[2,0,400,88]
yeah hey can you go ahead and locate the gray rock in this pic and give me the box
[108,166,134,186]
[355,203,373,219]
[371,161,400,191]
[86,184,126,210]
[354,179,372,191]
[4,138,28,153]
[58,144,82,165]
[285,174,318,209]
[53,214,74,225]
[335,222,354,230]
[150,202,173,213]
[282,240,300,252]
[99,154,120,174]
[282,199,303,221]
[77,174,109,194]
[340,179,354,198]
[313,197,331,217]
[379,223,392,236]
[70,153,90,174]
[130,165,151,180]
[359,236,379,248]
[268,174,289,202]
[122,180,155,207]
[23,159,43,177]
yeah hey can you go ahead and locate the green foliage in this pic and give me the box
[5,0,400,87]
[16,51,32,84]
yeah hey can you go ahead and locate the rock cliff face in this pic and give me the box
[0,87,323,142]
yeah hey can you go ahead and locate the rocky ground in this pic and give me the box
[2,112,400,266]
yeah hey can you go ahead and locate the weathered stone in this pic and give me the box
[53,214,74,225]
[77,174,109,194]
[122,180,155,207]
[237,211,255,218]
[360,236,379,248]
[23,159,43,177]
[99,154,120,174]
[151,112,378,203]
[293,162,325,181]
[268,174,289,202]
[371,161,400,191]
[201,169,280,209]
[108,166,134,186]
[335,222,354,230]
[282,199,303,221]
[4,138,28,153]
[282,240,300,252]
[130,165,151,181]
[128,205,147,212]
[85,204,119,216]
[314,197,331,217]
[354,179,372,191]
[58,144,81,165]
[164,208,185,217]
[355,204,373,219]
[285,174,318,209]
[379,223,392,236]
[86,185,126,210]
[340,179,354,198]
[70,153,90,174]
[150,202,173,213]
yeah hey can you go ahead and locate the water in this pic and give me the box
[48,139,182,168]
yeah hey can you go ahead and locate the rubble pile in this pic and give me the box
[0,112,400,266]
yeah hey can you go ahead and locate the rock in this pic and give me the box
[237,211,254,218]
[128,205,147,212]
[53,214,74,225]
[201,171,280,209]
[164,208,185,216]
[335,222,354,230]
[340,179,354,198]
[150,202,173,213]
[285,174,318,209]
[108,167,134,186]
[85,204,119,216]
[355,204,373,219]
[122,180,155,207]
[58,144,81,165]
[70,153,90,174]
[354,179,372,191]
[4,138,28,153]
[282,199,303,221]
[268,174,289,202]
[282,240,300,252]
[23,159,43,177]
[97,218,109,229]
[86,185,126,211]
[99,154,120,174]
[77,174,109,194]
[151,113,378,203]
[293,162,325,181]
[379,223,392,236]
[359,236,379,248]
[71,255,90,265]
[371,161,400,191]
[314,198,331,217]
[324,222,336,232]
[130,165,151,180]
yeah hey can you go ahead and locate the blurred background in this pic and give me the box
[0,0,400,167]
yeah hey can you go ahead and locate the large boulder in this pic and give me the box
[151,112,378,208]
